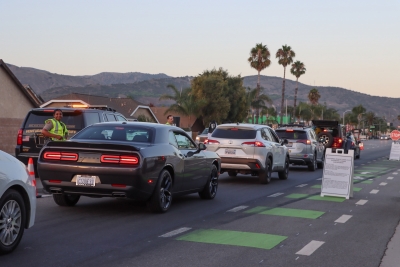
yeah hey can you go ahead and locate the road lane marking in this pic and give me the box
[392,172,398,175]
[260,208,324,219]
[387,177,394,180]
[356,199,368,205]
[370,189,379,194]
[286,194,309,199]
[335,215,352,223]
[360,172,370,174]
[227,206,248,212]
[380,182,387,186]
[307,196,346,202]
[296,240,325,256]
[268,193,284,197]
[316,178,322,180]
[354,176,363,180]
[159,227,192,237]
[296,184,308,187]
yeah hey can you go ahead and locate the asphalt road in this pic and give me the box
[2,140,399,267]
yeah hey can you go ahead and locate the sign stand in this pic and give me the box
[321,148,354,199]
[389,141,400,161]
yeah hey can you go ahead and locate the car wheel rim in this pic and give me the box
[159,173,172,209]
[209,168,218,196]
[0,200,22,246]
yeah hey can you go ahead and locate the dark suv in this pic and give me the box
[15,107,127,172]
[312,120,345,150]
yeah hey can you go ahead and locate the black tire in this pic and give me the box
[53,194,80,206]
[0,189,26,255]
[308,154,317,171]
[317,154,324,169]
[149,169,173,213]
[199,165,219,199]
[259,158,272,184]
[356,149,360,159]
[278,157,289,180]
[227,171,237,177]
[317,132,334,148]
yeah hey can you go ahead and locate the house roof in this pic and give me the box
[50,93,146,119]
[150,107,198,128]
[0,59,42,107]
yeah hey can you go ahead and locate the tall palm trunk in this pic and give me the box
[280,67,286,124]
[255,71,261,124]
[293,78,298,121]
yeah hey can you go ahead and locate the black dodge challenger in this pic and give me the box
[37,122,221,213]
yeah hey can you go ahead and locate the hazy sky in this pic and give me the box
[1,0,399,97]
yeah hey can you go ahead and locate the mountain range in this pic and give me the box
[7,63,400,124]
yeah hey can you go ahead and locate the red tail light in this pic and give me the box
[17,129,23,145]
[242,141,265,147]
[332,138,343,148]
[43,152,78,161]
[204,139,220,144]
[296,139,311,145]
[286,129,294,132]
[101,155,139,165]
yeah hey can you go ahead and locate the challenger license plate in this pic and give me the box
[76,175,97,186]
[225,149,236,155]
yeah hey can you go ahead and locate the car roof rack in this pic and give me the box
[278,124,311,129]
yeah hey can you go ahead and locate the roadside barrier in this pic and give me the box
[27,158,41,198]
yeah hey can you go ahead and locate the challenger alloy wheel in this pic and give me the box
[199,165,219,199]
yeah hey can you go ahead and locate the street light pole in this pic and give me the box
[343,110,351,125]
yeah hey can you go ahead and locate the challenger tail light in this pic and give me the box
[241,141,265,147]
[43,152,78,161]
[17,129,23,145]
[101,155,139,165]
[204,139,220,144]
[296,139,311,145]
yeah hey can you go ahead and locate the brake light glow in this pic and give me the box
[43,152,78,161]
[43,110,54,112]
[100,155,139,164]
[296,139,311,145]
[286,129,294,132]
[230,128,239,131]
[332,138,343,148]
[241,141,265,147]
[17,129,23,145]
[204,139,220,144]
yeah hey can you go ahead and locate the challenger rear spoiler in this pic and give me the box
[44,141,142,152]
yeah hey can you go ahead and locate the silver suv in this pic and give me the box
[205,123,289,184]
[275,125,325,171]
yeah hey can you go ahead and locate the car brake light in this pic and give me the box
[17,129,23,145]
[296,139,311,145]
[242,141,265,147]
[43,152,78,161]
[332,138,343,148]
[204,139,219,144]
[101,155,139,164]
[286,129,294,132]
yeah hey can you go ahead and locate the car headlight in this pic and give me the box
[196,136,200,141]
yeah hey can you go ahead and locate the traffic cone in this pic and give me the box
[27,158,41,198]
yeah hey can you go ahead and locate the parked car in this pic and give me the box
[312,120,346,151]
[195,128,209,144]
[205,123,289,184]
[15,107,127,174]
[275,125,325,170]
[0,150,36,254]
[37,122,220,213]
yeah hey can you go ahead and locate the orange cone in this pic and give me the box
[27,158,41,198]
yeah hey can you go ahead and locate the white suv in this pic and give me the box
[205,123,289,184]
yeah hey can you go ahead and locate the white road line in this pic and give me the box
[361,172,370,174]
[392,172,398,175]
[335,215,352,223]
[316,178,322,180]
[356,200,368,205]
[268,193,284,197]
[159,227,192,237]
[397,169,400,171]
[380,182,388,186]
[354,176,363,180]
[388,177,394,180]
[296,184,308,187]
[296,240,325,256]
[370,189,379,194]
[227,205,248,212]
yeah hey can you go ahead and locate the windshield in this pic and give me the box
[200,128,209,135]
[212,128,256,139]
[275,130,308,140]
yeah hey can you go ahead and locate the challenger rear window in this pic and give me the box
[211,128,256,139]
[275,130,308,139]
[24,112,83,129]
[73,125,154,142]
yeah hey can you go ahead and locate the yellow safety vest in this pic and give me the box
[46,118,67,141]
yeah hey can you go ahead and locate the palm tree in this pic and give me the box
[248,43,271,124]
[276,45,295,124]
[308,88,321,105]
[246,87,272,123]
[290,61,306,114]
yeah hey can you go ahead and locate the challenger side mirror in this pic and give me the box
[199,143,206,150]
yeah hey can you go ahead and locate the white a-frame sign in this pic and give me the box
[321,148,354,199]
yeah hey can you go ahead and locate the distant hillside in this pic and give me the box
[7,63,171,94]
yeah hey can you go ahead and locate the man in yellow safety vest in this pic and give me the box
[41,109,68,141]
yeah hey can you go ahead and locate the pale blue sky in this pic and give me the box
[1,0,399,97]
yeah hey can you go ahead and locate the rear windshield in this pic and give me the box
[24,112,83,130]
[212,128,257,139]
[275,130,308,139]
[72,125,154,143]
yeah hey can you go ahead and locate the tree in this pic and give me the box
[276,45,295,124]
[248,43,271,124]
[225,75,248,123]
[308,88,321,105]
[351,104,366,128]
[246,87,272,123]
[290,61,306,115]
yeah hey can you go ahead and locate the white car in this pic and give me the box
[0,150,36,254]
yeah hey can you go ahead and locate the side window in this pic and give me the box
[261,128,271,141]
[116,115,127,121]
[106,114,116,121]
[174,132,197,150]
[268,128,280,143]
[169,131,178,148]
[309,130,316,141]
[84,112,101,126]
